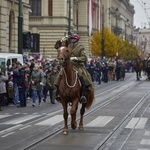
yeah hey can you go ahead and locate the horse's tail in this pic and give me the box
[85,89,95,109]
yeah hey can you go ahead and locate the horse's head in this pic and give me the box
[57,46,70,66]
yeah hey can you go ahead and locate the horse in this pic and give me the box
[133,59,143,81]
[56,40,94,134]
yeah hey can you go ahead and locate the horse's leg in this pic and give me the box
[139,71,142,78]
[62,101,68,134]
[79,103,86,129]
[136,72,139,81]
[138,71,141,80]
[70,100,78,129]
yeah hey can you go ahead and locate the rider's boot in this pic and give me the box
[80,85,87,103]
[79,77,87,103]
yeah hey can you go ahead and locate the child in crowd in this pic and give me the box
[7,78,14,106]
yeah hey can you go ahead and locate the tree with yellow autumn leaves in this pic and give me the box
[90,27,141,61]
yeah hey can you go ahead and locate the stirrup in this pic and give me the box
[56,96,61,103]
[79,96,87,103]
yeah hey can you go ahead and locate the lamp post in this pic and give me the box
[101,5,105,59]
[18,0,23,54]
[125,19,129,40]
[68,0,71,43]
[68,0,71,35]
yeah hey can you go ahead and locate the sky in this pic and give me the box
[130,0,150,28]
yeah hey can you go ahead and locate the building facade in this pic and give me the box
[0,0,135,59]
[29,0,134,58]
[29,0,101,58]
[0,0,29,53]
[102,0,134,42]
[133,28,150,57]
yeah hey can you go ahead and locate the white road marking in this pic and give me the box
[1,132,15,137]
[0,115,41,125]
[35,115,64,126]
[145,131,150,136]
[140,139,150,145]
[0,115,11,119]
[14,113,20,115]
[125,117,148,129]
[0,124,22,135]
[137,148,150,150]
[85,116,114,127]
[125,118,139,129]
[19,125,31,130]
[135,118,148,129]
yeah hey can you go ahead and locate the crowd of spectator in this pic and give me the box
[0,55,134,111]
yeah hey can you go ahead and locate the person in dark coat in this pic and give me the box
[89,59,96,82]
[102,62,109,83]
[95,61,102,84]
[115,61,121,81]
[11,63,19,105]
[16,63,26,107]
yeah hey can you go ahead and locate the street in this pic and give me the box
[0,72,150,150]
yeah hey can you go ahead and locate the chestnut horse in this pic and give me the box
[57,41,94,134]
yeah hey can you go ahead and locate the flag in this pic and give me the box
[89,0,93,36]
[115,52,119,61]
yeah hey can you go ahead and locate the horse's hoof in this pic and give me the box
[78,126,84,130]
[71,125,77,129]
[63,131,68,135]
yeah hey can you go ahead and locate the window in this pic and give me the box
[12,58,17,64]
[7,59,11,67]
[29,0,41,16]
[48,0,53,16]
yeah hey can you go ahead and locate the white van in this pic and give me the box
[0,53,23,71]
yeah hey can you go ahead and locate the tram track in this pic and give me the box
[23,78,148,150]
[96,89,150,150]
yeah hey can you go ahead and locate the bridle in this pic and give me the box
[57,46,70,66]
[57,46,78,88]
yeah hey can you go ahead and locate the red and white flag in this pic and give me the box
[115,52,119,61]
[89,0,93,36]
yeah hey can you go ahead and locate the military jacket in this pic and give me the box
[68,43,87,68]
[47,71,58,89]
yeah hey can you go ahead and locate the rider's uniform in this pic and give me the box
[54,34,93,103]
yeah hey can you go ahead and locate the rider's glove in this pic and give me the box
[70,57,78,61]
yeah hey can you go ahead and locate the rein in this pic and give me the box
[62,67,78,88]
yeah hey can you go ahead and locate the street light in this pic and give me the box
[18,0,23,54]
[101,5,105,59]
[68,0,71,43]
[74,0,79,32]
[125,19,129,40]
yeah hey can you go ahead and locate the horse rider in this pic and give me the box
[54,33,93,103]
